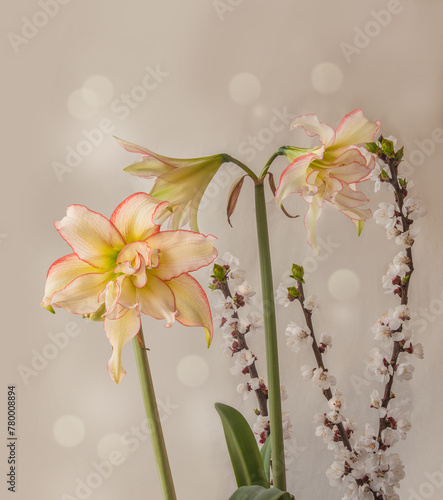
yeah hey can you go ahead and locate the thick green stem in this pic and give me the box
[132,325,177,500]
[254,182,286,491]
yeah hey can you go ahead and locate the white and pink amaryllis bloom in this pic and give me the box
[41,193,217,384]
[275,109,381,255]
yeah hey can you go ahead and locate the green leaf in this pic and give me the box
[357,220,365,237]
[287,286,300,299]
[212,263,227,283]
[260,438,272,485]
[398,177,408,189]
[381,138,394,157]
[215,403,269,488]
[290,264,305,283]
[395,146,404,161]
[229,485,292,500]
[365,142,379,154]
[380,169,389,181]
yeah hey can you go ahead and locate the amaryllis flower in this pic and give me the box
[116,138,227,232]
[41,193,217,384]
[275,110,381,255]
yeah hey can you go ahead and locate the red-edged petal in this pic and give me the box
[334,184,369,209]
[42,254,102,308]
[50,270,113,315]
[110,193,169,243]
[275,153,317,206]
[104,307,141,384]
[165,274,213,347]
[137,274,176,326]
[55,205,125,269]
[333,109,381,149]
[291,114,335,148]
[146,230,217,281]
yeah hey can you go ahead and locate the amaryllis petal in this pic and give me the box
[275,153,317,205]
[51,270,113,315]
[290,114,335,148]
[104,307,141,384]
[123,159,175,179]
[149,161,220,206]
[304,198,323,257]
[165,273,213,347]
[333,109,381,149]
[137,274,176,326]
[116,137,204,168]
[55,205,125,268]
[334,184,369,209]
[41,254,101,308]
[118,277,138,309]
[329,161,372,184]
[110,193,168,243]
[147,230,217,281]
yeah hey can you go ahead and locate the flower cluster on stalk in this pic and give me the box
[209,253,293,446]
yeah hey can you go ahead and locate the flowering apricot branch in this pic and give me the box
[289,268,353,452]
[209,260,269,420]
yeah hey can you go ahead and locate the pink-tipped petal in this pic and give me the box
[165,273,213,347]
[51,270,113,315]
[55,205,125,269]
[137,274,176,326]
[110,193,169,243]
[42,254,102,308]
[147,230,217,281]
[333,110,381,149]
[104,307,141,384]
[291,114,335,148]
[275,153,317,206]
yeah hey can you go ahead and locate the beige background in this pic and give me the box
[2,1,443,499]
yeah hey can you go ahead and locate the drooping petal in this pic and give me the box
[291,114,335,148]
[275,153,317,206]
[165,273,213,347]
[332,109,381,149]
[41,254,102,308]
[51,270,113,315]
[55,205,125,269]
[304,197,323,257]
[104,307,141,384]
[137,274,176,326]
[147,230,217,281]
[110,193,169,242]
